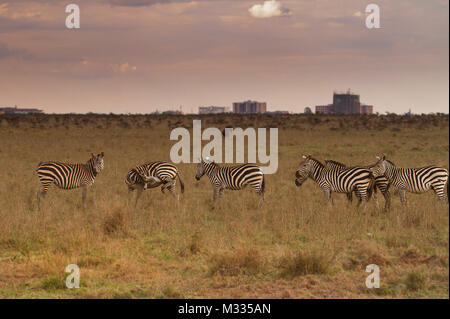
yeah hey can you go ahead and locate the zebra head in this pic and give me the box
[369,155,386,177]
[295,155,312,186]
[196,157,215,180]
[195,158,208,180]
[90,152,105,173]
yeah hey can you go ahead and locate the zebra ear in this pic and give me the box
[91,153,95,158]
[382,155,386,160]
[100,152,104,157]
[302,155,307,159]
[376,156,380,160]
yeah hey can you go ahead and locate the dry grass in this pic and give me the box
[0,113,448,298]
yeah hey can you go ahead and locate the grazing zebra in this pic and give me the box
[125,161,184,207]
[36,152,105,208]
[295,155,374,209]
[195,158,265,207]
[369,155,448,205]
[325,159,392,210]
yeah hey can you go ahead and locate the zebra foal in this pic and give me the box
[36,152,105,208]
[369,155,448,205]
[125,161,184,207]
[195,158,265,207]
[295,155,373,209]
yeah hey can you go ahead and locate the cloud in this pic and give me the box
[249,0,291,19]
[0,3,8,16]
[110,62,137,73]
[107,0,185,6]
[0,41,27,59]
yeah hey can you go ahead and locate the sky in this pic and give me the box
[0,0,448,114]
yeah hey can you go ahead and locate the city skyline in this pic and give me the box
[0,0,448,114]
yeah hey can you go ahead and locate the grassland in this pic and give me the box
[0,113,448,298]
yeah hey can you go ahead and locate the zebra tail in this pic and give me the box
[177,172,185,194]
[261,175,265,194]
[368,172,377,197]
[446,179,448,203]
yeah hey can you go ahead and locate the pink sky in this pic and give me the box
[0,0,448,114]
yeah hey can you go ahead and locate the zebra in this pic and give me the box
[125,161,184,207]
[294,155,374,209]
[195,158,265,207]
[36,152,105,208]
[324,159,392,211]
[369,155,448,205]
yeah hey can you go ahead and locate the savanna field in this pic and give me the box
[0,113,448,299]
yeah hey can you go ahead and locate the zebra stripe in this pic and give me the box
[125,161,184,206]
[195,159,265,204]
[370,156,448,204]
[36,152,104,207]
[295,155,373,208]
[325,159,392,210]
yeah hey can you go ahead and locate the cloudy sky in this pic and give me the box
[0,0,448,114]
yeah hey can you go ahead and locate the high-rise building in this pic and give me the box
[333,90,361,114]
[233,100,267,114]
[315,91,374,115]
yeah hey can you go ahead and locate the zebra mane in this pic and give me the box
[308,156,324,168]
[385,159,396,167]
[86,157,98,176]
[324,160,346,168]
[203,157,218,165]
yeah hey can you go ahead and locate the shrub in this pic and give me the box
[279,250,331,278]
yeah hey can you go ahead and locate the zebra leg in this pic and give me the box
[431,181,447,201]
[323,189,333,205]
[346,192,353,203]
[37,180,51,209]
[37,188,47,209]
[257,192,264,208]
[135,184,144,207]
[383,190,391,211]
[355,187,364,209]
[371,189,380,210]
[162,178,175,194]
[81,186,88,207]
[168,185,179,201]
[399,189,407,206]
[355,187,368,212]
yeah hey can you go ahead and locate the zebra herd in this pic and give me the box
[35,153,448,210]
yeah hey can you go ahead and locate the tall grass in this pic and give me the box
[0,114,448,298]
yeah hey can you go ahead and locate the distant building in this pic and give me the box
[162,110,183,115]
[267,110,289,114]
[304,107,312,114]
[198,106,229,114]
[315,104,334,114]
[361,104,373,115]
[0,105,43,114]
[333,90,361,114]
[315,90,374,115]
[233,100,267,114]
